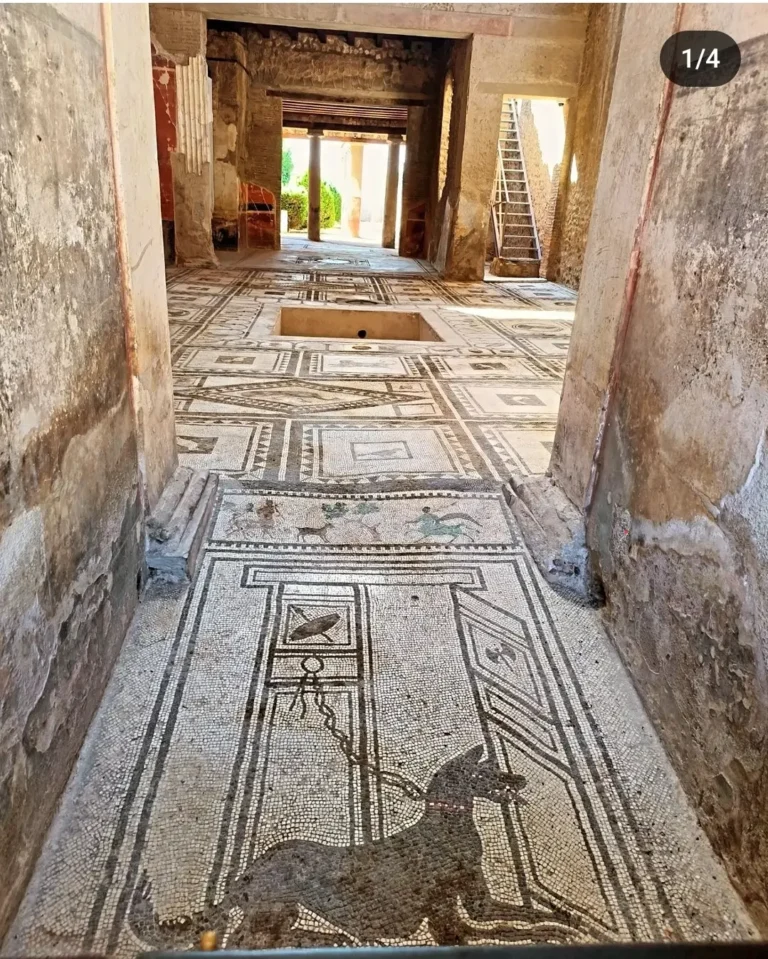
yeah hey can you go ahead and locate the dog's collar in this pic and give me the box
[425,798,468,813]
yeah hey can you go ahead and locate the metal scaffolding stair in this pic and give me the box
[490,98,541,268]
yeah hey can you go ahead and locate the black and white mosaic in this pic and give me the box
[5,246,755,956]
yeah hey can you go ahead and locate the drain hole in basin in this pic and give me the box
[357,329,367,338]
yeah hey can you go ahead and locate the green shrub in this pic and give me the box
[320,182,337,229]
[282,189,308,230]
[297,173,340,229]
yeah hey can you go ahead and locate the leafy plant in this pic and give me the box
[297,173,340,229]
[282,189,308,230]
[322,502,347,518]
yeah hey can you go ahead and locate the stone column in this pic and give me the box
[149,7,217,267]
[382,135,402,249]
[430,37,502,281]
[398,107,439,258]
[440,88,501,280]
[208,31,247,251]
[240,84,282,251]
[308,132,322,241]
[346,141,364,238]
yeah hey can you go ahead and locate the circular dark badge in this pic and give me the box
[660,31,740,87]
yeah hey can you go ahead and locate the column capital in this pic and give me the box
[388,134,404,143]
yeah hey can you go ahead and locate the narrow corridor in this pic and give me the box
[5,243,756,953]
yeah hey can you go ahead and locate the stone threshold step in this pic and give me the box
[146,466,218,583]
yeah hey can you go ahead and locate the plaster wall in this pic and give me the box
[554,4,768,930]
[187,3,587,43]
[0,3,149,936]
[434,21,585,280]
[436,37,502,280]
[551,6,675,505]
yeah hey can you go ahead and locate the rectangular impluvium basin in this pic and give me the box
[274,306,443,342]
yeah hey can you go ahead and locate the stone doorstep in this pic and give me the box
[491,257,541,278]
[503,472,603,605]
[146,465,219,583]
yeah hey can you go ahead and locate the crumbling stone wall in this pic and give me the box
[0,3,147,937]
[553,5,768,930]
[547,4,624,288]
[244,28,438,101]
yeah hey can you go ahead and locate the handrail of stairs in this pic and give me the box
[510,99,541,262]
[491,136,511,257]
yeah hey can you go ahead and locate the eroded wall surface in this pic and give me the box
[546,3,624,288]
[245,28,438,100]
[554,4,768,930]
[0,3,144,936]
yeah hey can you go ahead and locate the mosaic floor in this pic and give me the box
[5,248,755,955]
[220,235,438,274]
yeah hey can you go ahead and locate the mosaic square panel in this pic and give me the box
[430,356,542,379]
[480,427,554,476]
[308,353,420,377]
[300,425,480,484]
[176,423,272,476]
[449,384,561,420]
[176,349,291,374]
[516,336,572,357]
